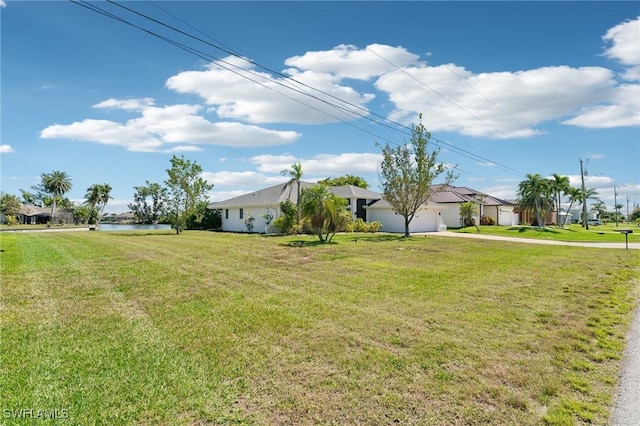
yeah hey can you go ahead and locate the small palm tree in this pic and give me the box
[281,162,303,227]
[549,174,570,227]
[42,171,72,223]
[517,174,552,227]
[563,186,583,226]
[85,183,113,226]
[300,184,347,242]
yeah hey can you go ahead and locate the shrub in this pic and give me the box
[273,200,297,234]
[244,214,255,232]
[6,216,19,226]
[345,218,382,233]
[480,215,495,226]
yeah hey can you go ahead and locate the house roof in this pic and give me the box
[329,185,382,200]
[365,198,447,210]
[429,185,514,207]
[208,181,316,209]
[19,205,51,217]
[208,183,382,210]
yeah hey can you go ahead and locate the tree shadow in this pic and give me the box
[508,226,560,235]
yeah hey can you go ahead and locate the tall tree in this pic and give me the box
[318,175,369,189]
[165,155,213,234]
[41,171,72,223]
[549,174,570,227]
[517,174,552,227]
[85,183,113,226]
[378,116,456,236]
[300,184,348,243]
[128,181,167,224]
[280,162,303,227]
[578,187,599,227]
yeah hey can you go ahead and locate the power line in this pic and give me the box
[70,0,525,177]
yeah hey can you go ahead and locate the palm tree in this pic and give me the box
[41,171,72,224]
[563,186,583,226]
[85,183,113,226]
[549,174,570,227]
[280,162,303,227]
[517,174,552,227]
[300,184,347,242]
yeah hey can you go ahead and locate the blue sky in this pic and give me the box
[1,1,639,214]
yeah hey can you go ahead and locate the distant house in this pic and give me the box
[19,205,52,225]
[431,186,518,228]
[115,212,135,223]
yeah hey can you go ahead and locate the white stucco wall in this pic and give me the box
[221,206,279,233]
[441,204,463,228]
[367,207,443,233]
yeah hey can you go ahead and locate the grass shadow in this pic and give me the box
[508,226,560,235]
[282,239,335,248]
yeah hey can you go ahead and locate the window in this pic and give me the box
[239,208,244,219]
[225,209,229,219]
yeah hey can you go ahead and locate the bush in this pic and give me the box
[480,216,495,226]
[344,218,382,233]
[273,200,297,234]
[6,216,19,226]
[244,214,255,232]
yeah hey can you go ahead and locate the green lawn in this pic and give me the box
[1,231,639,425]
[454,223,640,243]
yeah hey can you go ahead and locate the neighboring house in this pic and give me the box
[513,202,556,226]
[431,186,518,228]
[19,205,52,224]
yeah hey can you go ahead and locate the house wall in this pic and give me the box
[221,206,279,233]
[441,204,463,228]
[367,207,443,233]
[482,206,517,226]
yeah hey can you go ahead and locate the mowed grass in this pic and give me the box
[1,231,639,425]
[455,223,640,243]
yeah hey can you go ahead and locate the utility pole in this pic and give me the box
[614,186,619,227]
[580,159,589,230]
[626,195,630,224]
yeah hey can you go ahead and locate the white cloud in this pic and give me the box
[41,101,301,151]
[478,184,518,201]
[376,64,619,138]
[208,190,252,202]
[0,144,15,153]
[250,152,382,175]
[284,43,420,80]
[166,55,375,125]
[566,174,615,189]
[201,171,287,187]
[562,84,640,128]
[603,17,640,81]
[93,97,155,111]
[0,1,6,8]
[589,153,606,160]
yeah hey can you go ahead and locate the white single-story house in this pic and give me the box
[208,182,384,233]
[208,182,516,233]
[430,186,518,228]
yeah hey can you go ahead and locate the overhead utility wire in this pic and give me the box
[141,1,523,176]
[72,0,523,176]
[71,0,401,147]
